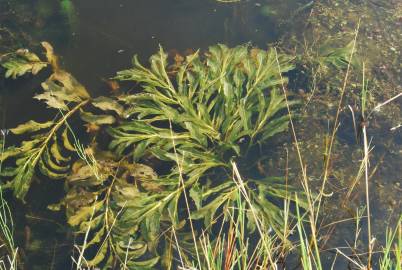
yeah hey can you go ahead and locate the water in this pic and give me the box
[2,0,308,125]
[1,0,401,269]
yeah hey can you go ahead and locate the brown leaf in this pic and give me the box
[41,41,59,71]
[85,123,100,134]
[105,79,120,93]
[174,53,184,65]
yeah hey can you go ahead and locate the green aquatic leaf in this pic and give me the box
[68,201,103,226]
[37,70,90,110]
[2,43,307,268]
[54,157,167,268]
[126,256,160,269]
[189,183,202,210]
[0,49,47,79]
[50,136,71,163]
[2,99,89,198]
[38,146,69,179]
[1,43,91,200]
[1,114,84,200]
[318,40,357,70]
[62,127,76,151]
[115,239,147,258]
[11,160,35,200]
[84,239,108,266]
[34,92,69,110]
[107,44,304,253]
[80,110,116,125]
[91,96,125,116]
[10,120,54,135]
[191,186,237,227]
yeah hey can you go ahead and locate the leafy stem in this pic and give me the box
[32,99,89,165]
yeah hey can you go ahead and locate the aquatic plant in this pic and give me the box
[0,43,90,200]
[0,43,305,268]
[51,155,162,268]
[0,49,47,79]
[104,44,305,267]
[109,44,302,234]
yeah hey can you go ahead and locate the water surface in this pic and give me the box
[0,0,401,269]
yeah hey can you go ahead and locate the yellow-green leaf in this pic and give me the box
[10,120,54,135]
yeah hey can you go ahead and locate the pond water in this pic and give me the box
[0,0,401,269]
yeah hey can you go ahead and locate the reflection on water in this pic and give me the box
[0,0,401,269]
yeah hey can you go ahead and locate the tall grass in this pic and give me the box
[0,131,18,270]
[183,174,287,270]
[380,216,402,270]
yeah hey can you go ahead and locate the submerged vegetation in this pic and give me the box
[0,43,308,269]
[0,0,401,269]
[0,40,400,269]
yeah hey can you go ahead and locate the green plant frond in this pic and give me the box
[110,44,295,160]
[91,96,125,116]
[50,135,71,164]
[105,45,303,244]
[191,184,238,227]
[108,120,191,157]
[2,43,307,268]
[317,40,360,71]
[80,110,116,125]
[0,43,91,200]
[0,49,47,79]
[35,70,90,110]
[27,42,90,111]
[54,158,168,269]
[61,127,77,152]
[1,112,84,199]
[9,120,54,134]
[9,160,35,199]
